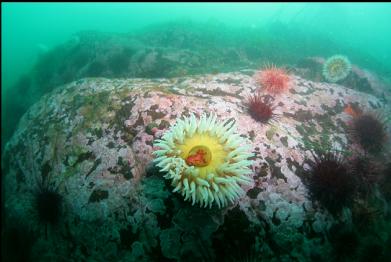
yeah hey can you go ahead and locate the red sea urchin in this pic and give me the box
[255,65,291,94]
[246,94,275,124]
[305,151,356,215]
[350,113,388,154]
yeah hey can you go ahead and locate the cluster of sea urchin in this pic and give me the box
[306,150,355,215]
[246,94,275,124]
[322,55,352,83]
[349,113,388,154]
[153,114,254,208]
[255,65,291,94]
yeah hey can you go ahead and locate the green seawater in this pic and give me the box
[1,3,391,262]
[2,3,391,148]
[1,3,391,148]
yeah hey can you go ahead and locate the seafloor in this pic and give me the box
[2,62,391,261]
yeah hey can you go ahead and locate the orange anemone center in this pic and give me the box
[186,146,212,167]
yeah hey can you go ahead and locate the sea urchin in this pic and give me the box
[306,151,355,215]
[255,65,291,94]
[153,114,254,208]
[35,188,62,226]
[246,94,275,124]
[32,176,63,238]
[349,155,383,196]
[350,113,387,154]
[322,55,351,83]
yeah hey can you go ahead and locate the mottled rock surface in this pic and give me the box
[3,71,391,261]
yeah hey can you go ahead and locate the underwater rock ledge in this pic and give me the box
[3,71,391,261]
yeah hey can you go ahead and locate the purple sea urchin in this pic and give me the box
[305,151,355,215]
[352,200,382,230]
[153,114,254,208]
[349,155,383,196]
[31,161,63,237]
[350,113,388,154]
[35,188,62,226]
[246,94,275,124]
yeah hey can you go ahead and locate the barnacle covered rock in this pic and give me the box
[2,70,390,261]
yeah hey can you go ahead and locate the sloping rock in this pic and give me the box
[2,71,391,261]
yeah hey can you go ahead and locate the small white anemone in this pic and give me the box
[322,55,352,83]
[153,113,254,208]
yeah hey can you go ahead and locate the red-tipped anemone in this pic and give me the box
[349,112,388,154]
[255,65,292,94]
[305,150,356,215]
[246,94,275,124]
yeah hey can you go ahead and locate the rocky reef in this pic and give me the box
[2,71,391,261]
[6,20,390,151]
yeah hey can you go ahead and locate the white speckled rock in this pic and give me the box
[2,71,391,261]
